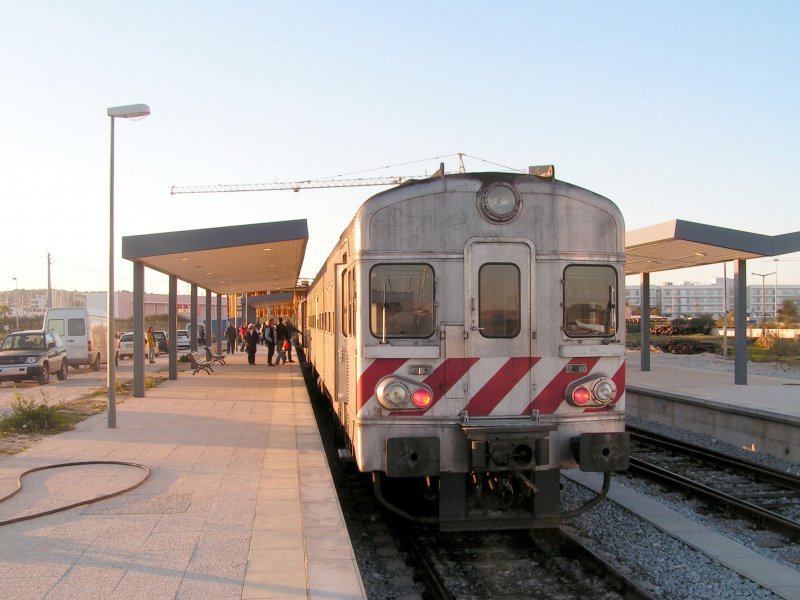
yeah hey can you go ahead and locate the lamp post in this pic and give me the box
[107,103,150,428]
[774,259,779,322]
[12,277,18,331]
[752,271,775,329]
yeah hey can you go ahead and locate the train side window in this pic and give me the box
[479,263,520,337]
[369,264,435,339]
[563,265,617,337]
[348,268,356,337]
[341,270,348,337]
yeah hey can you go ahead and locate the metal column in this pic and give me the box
[734,259,748,385]
[133,261,145,397]
[169,275,178,380]
[640,271,650,372]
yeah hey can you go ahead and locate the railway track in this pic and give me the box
[404,525,658,599]
[628,425,800,538]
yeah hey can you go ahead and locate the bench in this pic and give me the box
[189,351,214,375]
[205,346,226,366]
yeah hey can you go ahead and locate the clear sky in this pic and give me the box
[2,1,798,297]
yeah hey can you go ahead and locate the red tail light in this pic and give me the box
[411,389,433,408]
[571,386,592,406]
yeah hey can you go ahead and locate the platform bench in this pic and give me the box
[189,351,214,375]
[205,346,226,366]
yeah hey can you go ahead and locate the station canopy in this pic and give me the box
[121,216,800,295]
[122,220,308,295]
[625,219,800,275]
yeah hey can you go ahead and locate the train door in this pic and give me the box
[464,240,535,415]
[334,264,349,427]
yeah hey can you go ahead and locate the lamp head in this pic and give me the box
[107,104,150,119]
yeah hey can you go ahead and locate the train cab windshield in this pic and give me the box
[370,264,435,339]
[563,265,617,337]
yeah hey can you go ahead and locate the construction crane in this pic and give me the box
[169,154,468,195]
[169,176,411,195]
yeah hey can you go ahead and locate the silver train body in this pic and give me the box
[301,171,629,530]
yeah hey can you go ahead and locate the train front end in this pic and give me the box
[342,170,628,530]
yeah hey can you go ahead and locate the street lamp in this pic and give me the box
[12,277,18,331]
[751,271,775,328]
[774,259,779,322]
[107,103,150,429]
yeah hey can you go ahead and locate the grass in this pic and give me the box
[627,332,800,366]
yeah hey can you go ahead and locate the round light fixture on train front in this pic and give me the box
[411,388,433,408]
[380,380,409,408]
[478,182,521,223]
[570,386,592,406]
[590,377,617,405]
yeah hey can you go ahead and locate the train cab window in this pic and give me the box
[370,264,434,339]
[563,265,617,337]
[479,263,520,337]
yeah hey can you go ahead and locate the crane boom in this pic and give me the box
[170,176,409,195]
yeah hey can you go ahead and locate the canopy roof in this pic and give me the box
[625,220,800,275]
[122,220,308,295]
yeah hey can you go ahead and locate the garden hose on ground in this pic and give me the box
[0,460,150,526]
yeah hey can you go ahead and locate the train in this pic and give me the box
[299,167,629,530]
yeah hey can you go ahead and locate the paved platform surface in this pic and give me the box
[0,353,366,599]
[626,354,800,421]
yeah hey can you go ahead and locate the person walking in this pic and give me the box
[225,322,237,354]
[146,327,157,363]
[264,318,276,366]
[285,319,296,363]
[239,323,247,352]
[243,323,258,365]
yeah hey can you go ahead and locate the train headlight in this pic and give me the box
[591,378,617,404]
[376,375,435,411]
[382,380,409,408]
[478,182,521,223]
[565,376,617,407]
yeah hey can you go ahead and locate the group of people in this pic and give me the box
[224,318,295,366]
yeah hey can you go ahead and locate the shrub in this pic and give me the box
[773,338,800,357]
[0,392,70,435]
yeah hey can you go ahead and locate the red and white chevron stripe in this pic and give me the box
[357,357,625,416]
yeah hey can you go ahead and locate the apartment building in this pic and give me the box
[626,278,800,319]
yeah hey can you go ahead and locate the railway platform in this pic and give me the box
[0,353,366,599]
[625,352,800,465]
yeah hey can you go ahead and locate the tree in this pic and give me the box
[0,303,9,319]
[778,298,798,325]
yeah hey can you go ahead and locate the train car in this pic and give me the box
[303,168,629,530]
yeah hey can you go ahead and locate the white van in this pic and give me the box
[43,307,108,371]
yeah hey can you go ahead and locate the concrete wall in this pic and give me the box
[627,386,800,465]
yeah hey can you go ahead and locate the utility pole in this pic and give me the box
[47,252,53,309]
[12,277,19,331]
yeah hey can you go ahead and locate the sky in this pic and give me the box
[1,1,799,297]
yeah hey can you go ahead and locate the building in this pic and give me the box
[626,278,800,320]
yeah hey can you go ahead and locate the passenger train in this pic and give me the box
[300,167,629,530]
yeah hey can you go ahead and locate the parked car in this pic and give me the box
[152,330,169,354]
[117,332,151,361]
[0,329,68,386]
[176,329,191,352]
